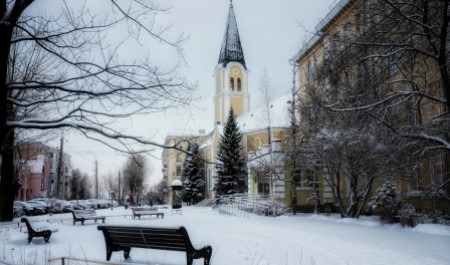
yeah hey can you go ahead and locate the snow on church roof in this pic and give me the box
[198,95,290,150]
[237,94,291,133]
[218,1,246,69]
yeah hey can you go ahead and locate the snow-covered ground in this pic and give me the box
[1,206,449,265]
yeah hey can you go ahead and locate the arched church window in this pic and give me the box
[230,77,234,91]
[237,78,241,92]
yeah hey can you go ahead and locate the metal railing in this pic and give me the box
[48,256,136,265]
[212,193,287,217]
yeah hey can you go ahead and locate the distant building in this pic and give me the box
[15,142,72,200]
[162,133,209,204]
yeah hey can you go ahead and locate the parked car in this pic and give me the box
[13,204,24,217]
[32,198,59,213]
[79,200,94,209]
[26,200,48,215]
[68,200,84,210]
[87,199,102,209]
[54,200,73,213]
[14,201,35,216]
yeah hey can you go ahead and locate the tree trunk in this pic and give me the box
[0,11,16,221]
[346,175,359,218]
[0,0,34,222]
[355,176,375,218]
[0,129,18,221]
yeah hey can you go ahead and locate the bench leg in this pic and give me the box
[187,246,212,265]
[106,248,113,261]
[27,236,32,244]
[44,231,51,243]
[186,254,193,265]
[123,247,131,260]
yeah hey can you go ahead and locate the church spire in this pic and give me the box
[218,1,246,69]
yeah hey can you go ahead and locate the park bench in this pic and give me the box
[97,225,212,265]
[131,206,164,219]
[21,217,58,244]
[71,209,106,225]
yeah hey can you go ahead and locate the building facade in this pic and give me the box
[293,0,449,213]
[15,142,72,201]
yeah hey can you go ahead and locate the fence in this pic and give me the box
[212,193,287,217]
[48,256,137,265]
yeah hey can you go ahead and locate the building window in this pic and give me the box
[176,153,182,163]
[387,49,398,76]
[237,78,241,92]
[306,60,312,83]
[230,77,234,91]
[304,169,315,187]
[323,36,330,60]
[176,166,182,176]
[208,169,213,192]
[331,33,340,54]
[344,23,352,47]
[257,170,269,195]
[429,81,444,117]
[430,152,444,187]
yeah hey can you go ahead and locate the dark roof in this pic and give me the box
[218,2,246,69]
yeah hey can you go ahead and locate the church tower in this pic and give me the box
[214,1,250,125]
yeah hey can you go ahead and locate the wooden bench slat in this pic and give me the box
[97,225,212,265]
[131,207,164,219]
[72,209,106,225]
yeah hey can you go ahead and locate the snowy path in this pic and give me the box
[1,207,449,265]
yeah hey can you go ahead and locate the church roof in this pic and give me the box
[218,1,246,69]
[237,94,291,133]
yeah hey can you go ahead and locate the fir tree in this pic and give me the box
[181,143,205,205]
[215,107,247,196]
[369,179,405,224]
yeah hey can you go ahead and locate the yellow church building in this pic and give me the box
[161,1,291,204]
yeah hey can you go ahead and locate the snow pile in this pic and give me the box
[412,223,450,237]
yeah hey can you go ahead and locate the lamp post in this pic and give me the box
[86,151,98,199]
[110,190,115,210]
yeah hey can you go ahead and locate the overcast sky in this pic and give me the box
[55,0,337,191]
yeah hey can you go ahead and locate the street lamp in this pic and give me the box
[110,190,115,210]
[86,151,98,199]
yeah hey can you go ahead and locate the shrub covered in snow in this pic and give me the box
[397,203,417,227]
[370,180,450,227]
[369,179,405,224]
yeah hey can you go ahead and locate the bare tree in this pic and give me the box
[318,0,450,212]
[296,0,446,217]
[122,153,148,205]
[247,69,278,195]
[148,179,169,205]
[0,1,195,220]
[69,168,91,200]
